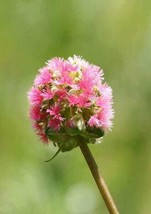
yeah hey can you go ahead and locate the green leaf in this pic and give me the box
[44,143,64,162]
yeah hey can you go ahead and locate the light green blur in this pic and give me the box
[0,1,151,213]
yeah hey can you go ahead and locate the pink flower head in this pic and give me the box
[49,118,61,130]
[33,123,48,143]
[41,88,53,100]
[67,94,91,107]
[27,55,114,149]
[34,67,52,85]
[27,87,43,105]
[88,115,101,128]
[29,105,41,120]
[47,104,61,116]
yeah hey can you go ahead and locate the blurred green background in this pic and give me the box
[0,1,151,213]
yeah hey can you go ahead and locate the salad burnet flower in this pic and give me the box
[27,55,114,151]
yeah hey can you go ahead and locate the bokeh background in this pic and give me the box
[0,1,151,213]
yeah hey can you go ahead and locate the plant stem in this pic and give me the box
[78,140,119,214]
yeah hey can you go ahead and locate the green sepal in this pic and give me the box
[80,131,99,139]
[86,127,104,138]
[57,137,78,152]
[45,126,105,153]
[65,127,81,136]
[45,128,78,152]
[45,128,65,142]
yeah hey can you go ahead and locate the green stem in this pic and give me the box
[78,140,119,214]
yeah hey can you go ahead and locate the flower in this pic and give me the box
[29,105,41,120]
[27,55,114,149]
[88,115,101,128]
[27,87,43,105]
[34,67,52,85]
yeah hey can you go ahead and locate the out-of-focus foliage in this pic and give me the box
[0,1,151,213]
